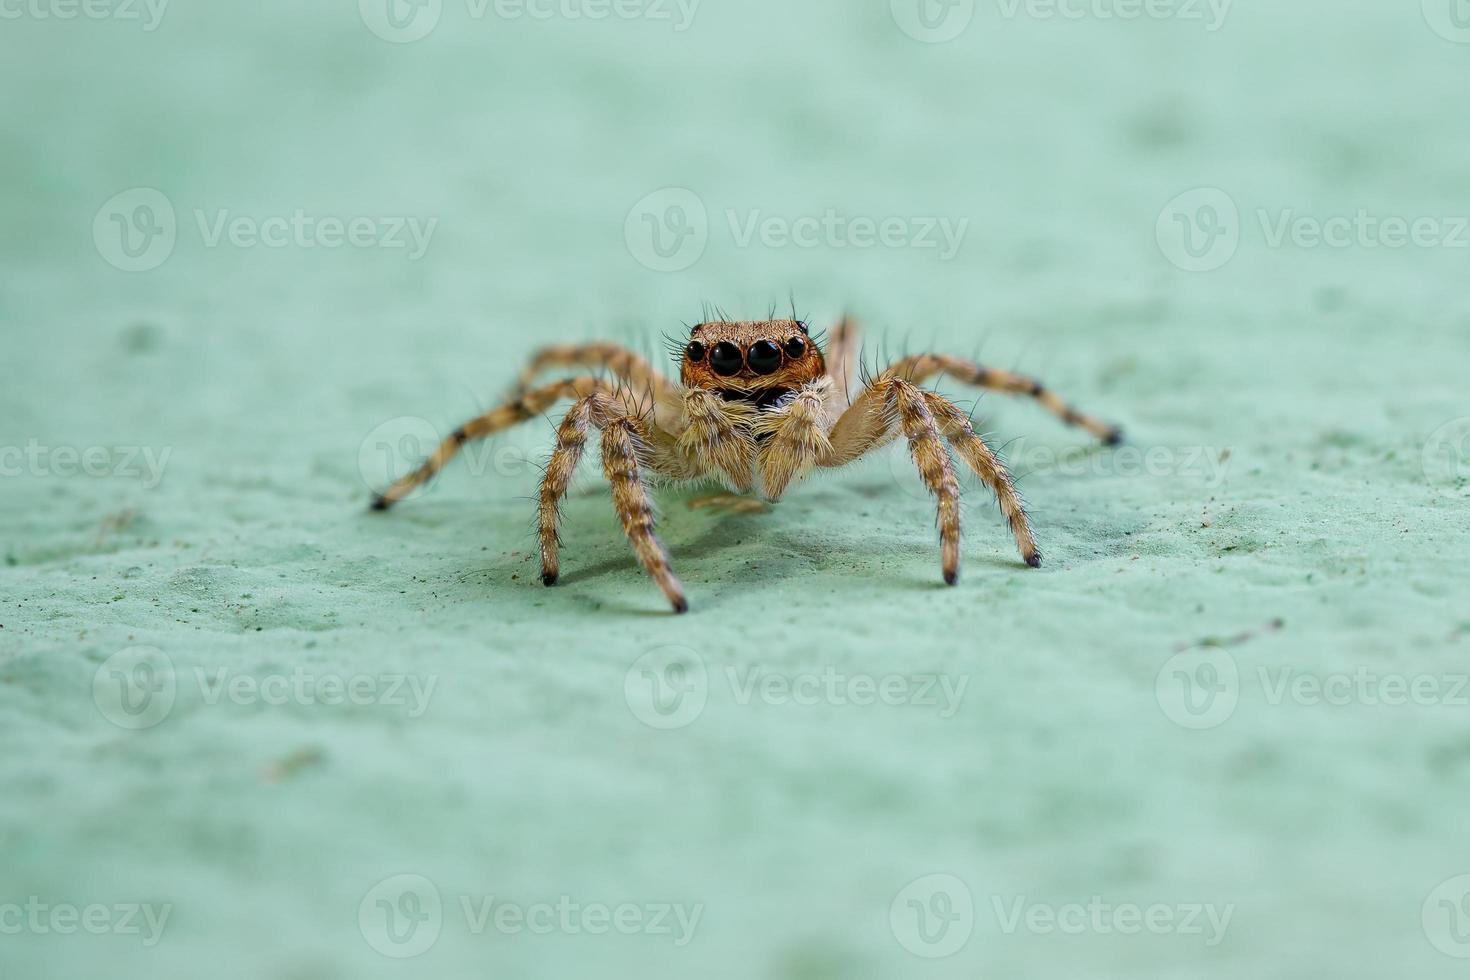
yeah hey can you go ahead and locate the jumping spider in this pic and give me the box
[371,316,1121,613]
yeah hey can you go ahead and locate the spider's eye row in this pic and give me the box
[686,341,706,363]
[785,337,807,359]
[747,340,782,375]
[709,342,744,377]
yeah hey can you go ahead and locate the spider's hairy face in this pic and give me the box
[680,319,825,409]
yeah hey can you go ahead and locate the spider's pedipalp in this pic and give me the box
[677,388,758,493]
[754,377,835,501]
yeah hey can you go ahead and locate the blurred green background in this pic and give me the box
[3,1,1469,977]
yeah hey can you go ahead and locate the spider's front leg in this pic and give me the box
[826,376,1038,581]
[539,393,688,613]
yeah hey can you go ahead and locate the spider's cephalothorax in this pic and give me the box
[370,315,1122,614]
[680,319,825,410]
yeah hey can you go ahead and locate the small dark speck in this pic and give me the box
[1126,102,1191,151]
[121,321,164,354]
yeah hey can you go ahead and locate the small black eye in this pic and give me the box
[784,337,806,359]
[709,342,744,377]
[748,340,782,375]
[795,320,809,334]
[686,341,706,363]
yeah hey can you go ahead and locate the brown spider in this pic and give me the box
[370,316,1121,613]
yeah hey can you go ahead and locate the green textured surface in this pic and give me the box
[3,2,1469,977]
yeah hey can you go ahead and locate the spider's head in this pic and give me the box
[679,319,825,408]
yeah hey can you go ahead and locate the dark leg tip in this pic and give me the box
[542,572,558,587]
[1025,552,1043,569]
[1103,428,1124,447]
[672,597,690,615]
[369,496,391,512]
[943,570,959,586]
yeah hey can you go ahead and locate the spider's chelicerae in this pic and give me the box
[371,316,1121,613]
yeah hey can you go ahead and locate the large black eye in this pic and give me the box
[686,341,706,363]
[784,337,806,359]
[709,342,744,377]
[748,340,782,375]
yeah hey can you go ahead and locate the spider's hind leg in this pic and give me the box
[370,376,612,510]
[512,342,673,400]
